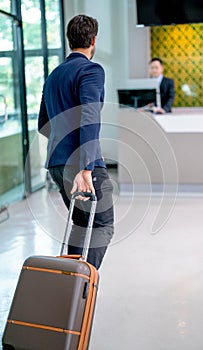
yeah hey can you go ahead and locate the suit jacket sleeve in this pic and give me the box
[78,63,105,171]
[162,79,175,113]
[38,91,51,138]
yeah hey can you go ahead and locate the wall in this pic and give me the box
[151,23,203,107]
[128,0,150,78]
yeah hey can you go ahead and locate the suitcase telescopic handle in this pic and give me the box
[60,192,97,261]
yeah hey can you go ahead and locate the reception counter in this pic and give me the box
[118,108,203,194]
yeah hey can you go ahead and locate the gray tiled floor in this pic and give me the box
[1,185,203,349]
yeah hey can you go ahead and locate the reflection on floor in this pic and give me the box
[0,171,47,206]
[0,183,24,207]
[1,185,203,350]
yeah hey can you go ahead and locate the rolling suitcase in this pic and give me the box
[2,192,99,350]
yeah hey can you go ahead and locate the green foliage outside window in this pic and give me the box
[0,0,63,117]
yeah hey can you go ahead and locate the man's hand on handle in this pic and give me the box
[71,170,95,201]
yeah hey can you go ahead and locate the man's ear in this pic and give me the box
[91,36,97,46]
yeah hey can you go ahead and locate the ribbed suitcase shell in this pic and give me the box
[2,255,99,350]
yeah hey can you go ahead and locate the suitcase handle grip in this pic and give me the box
[60,192,97,261]
[71,191,97,201]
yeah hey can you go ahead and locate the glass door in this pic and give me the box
[0,10,24,205]
[0,0,65,204]
[22,0,65,191]
[22,0,47,191]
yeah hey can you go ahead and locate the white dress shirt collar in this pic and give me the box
[157,74,163,86]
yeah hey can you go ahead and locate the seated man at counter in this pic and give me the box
[150,57,175,114]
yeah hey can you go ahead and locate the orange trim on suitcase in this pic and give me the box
[78,262,99,350]
[22,265,90,281]
[55,255,99,349]
[57,254,82,260]
[7,319,81,336]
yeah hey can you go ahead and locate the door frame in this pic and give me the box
[0,3,31,196]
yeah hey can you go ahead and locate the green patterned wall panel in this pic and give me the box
[151,24,203,107]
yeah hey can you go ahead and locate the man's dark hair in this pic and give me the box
[66,14,98,50]
[150,57,164,65]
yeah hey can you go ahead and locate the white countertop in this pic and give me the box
[154,108,203,133]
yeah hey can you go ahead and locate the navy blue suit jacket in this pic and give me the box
[38,52,106,171]
[160,77,175,113]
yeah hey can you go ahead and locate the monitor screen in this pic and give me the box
[117,89,157,109]
[136,0,203,26]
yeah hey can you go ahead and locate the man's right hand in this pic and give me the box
[152,106,166,114]
[71,170,95,200]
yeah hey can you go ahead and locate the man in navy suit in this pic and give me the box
[38,15,114,269]
[150,57,175,113]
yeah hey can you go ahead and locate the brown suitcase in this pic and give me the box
[2,192,99,350]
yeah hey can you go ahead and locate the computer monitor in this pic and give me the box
[136,0,203,26]
[117,79,160,109]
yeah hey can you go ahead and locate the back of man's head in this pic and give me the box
[66,14,98,50]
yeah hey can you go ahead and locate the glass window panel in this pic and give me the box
[0,15,13,51]
[48,55,60,73]
[25,56,44,116]
[0,57,15,115]
[29,129,47,191]
[21,0,42,49]
[0,0,11,13]
[45,0,61,48]
[25,56,46,190]
[0,16,23,204]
